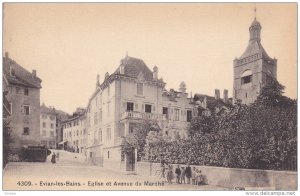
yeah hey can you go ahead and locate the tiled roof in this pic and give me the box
[3,57,42,88]
[40,104,56,114]
[113,56,154,81]
[239,40,271,60]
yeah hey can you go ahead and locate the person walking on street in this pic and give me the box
[175,165,181,184]
[167,165,173,184]
[185,164,192,184]
[51,152,56,164]
[180,166,186,184]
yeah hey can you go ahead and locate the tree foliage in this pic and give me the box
[143,80,297,170]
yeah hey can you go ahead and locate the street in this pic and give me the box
[3,150,228,190]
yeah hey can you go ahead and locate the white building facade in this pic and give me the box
[62,114,87,154]
[85,56,196,171]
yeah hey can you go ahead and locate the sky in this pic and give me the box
[3,3,297,114]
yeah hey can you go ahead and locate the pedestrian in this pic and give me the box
[175,165,181,184]
[180,166,186,184]
[196,170,203,186]
[185,164,192,184]
[191,167,197,185]
[160,159,166,178]
[56,152,59,161]
[51,152,56,164]
[167,165,173,184]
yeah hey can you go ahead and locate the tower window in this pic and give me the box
[23,127,30,135]
[241,75,252,85]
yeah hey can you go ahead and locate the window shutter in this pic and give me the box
[153,106,156,112]
[122,102,126,111]
[134,103,138,111]
[142,104,144,110]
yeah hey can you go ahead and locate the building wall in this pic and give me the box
[86,76,195,171]
[136,162,297,190]
[7,84,40,150]
[40,112,56,149]
[63,116,87,153]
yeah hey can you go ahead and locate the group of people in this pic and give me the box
[161,162,206,185]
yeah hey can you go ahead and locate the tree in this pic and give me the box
[121,120,160,161]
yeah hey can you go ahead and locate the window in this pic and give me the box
[24,88,29,96]
[41,140,47,145]
[23,105,30,115]
[50,123,54,129]
[77,130,79,136]
[42,114,47,119]
[187,110,192,122]
[23,127,30,135]
[137,83,143,95]
[94,112,98,125]
[42,122,46,128]
[163,107,168,119]
[106,128,111,140]
[50,131,54,137]
[108,151,110,159]
[175,109,180,121]
[16,87,20,94]
[99,129,102,142]
[50,116,55,120]
[145,104,152,113]
[42,130,46,136]
[127,102,134,111]
[107,102,110,116]
[49,141,55,146]
[241,75,252,85]
[99,109,102,122]
[10,67,15,76]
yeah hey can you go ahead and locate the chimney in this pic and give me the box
[105,72,109,80]
[120,64,125,74]
[223,89,228,102]
[96,74,100,87]
[153,66,158,80]
[215,89,220,100]
[5,52,9,58]
[32,69,36,77]
[179,81,186,94]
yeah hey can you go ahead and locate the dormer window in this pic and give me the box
[137,83,143,95]
[10,67,15,76]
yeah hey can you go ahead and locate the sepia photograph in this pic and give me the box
[2,2,297,193]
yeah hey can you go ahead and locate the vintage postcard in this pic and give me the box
[2,2,297,193]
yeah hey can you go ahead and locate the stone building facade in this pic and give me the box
[233,18,277,105]
[3,53,42,153]
[40,104,57,149]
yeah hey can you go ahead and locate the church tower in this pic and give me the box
[233,16,277,105]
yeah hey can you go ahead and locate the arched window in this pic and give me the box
[241,70,253,85]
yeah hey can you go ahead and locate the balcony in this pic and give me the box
[121,111,167,121]
[114,137,124,145]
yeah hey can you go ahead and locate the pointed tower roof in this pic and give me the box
[238,18,271,60]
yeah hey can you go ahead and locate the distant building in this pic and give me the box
[40,104,57,149]
[55,110,70,148]
[85,56,196,171]
[3,52,42,154]
[62,109,87,154]
[233,18,277,104]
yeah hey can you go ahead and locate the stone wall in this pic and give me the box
[136,162,297,190]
